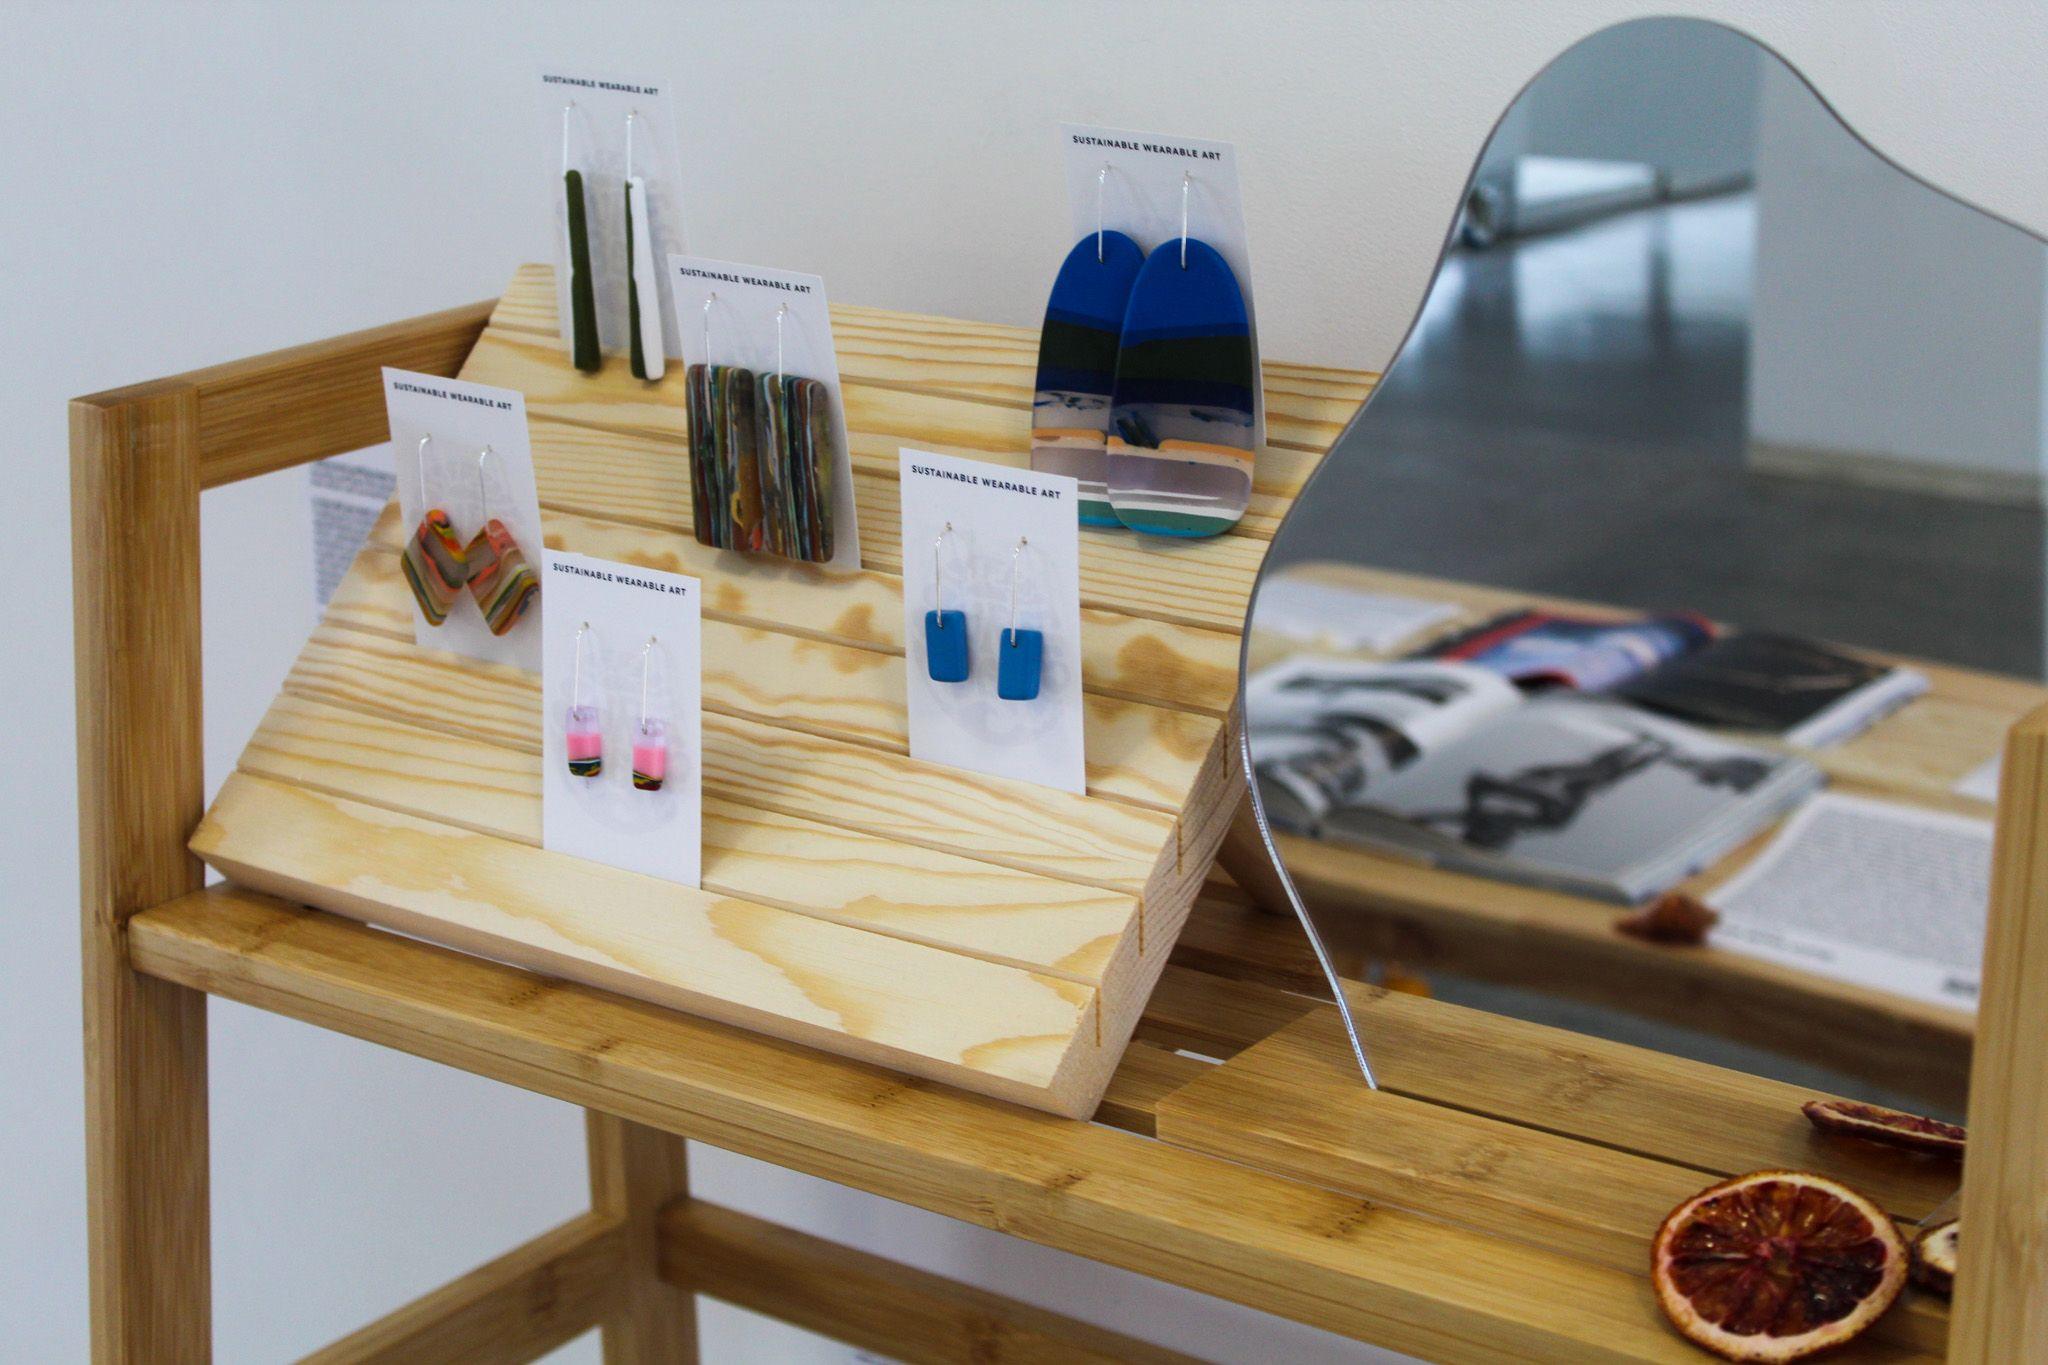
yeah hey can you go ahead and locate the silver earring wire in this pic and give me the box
[1180,172,1191,269]
[775,303,788,386]
[415,434,432,511]
[640,635,656,725]
[560,102,574,175]
[475,445,493,523]
[932,522,952,621]
[625,109,636,179]
[572,622,590,710]
[1007,537,1028,646]
[701,294,714,364]
[1096,162,1108,262]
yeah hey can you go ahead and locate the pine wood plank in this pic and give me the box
[129,886,1737,1364]
[1953,705,2048,1358]
[588,1117,698,1362]
[302,1213,624,1364]
[663,1201,1200,1365]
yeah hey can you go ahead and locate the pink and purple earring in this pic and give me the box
[566,622,603,778]
[401,435,468,626]
[632,636,669,792]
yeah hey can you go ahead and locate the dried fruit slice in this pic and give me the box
[1652,1170,1907,1361]
[1912,1219,1958,1296]
[1802,1099,1965,1158]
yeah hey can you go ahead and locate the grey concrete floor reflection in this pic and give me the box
[1272,193,2047,679]
[1270,194,2025,1114]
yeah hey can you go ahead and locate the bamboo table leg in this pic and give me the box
[588,1114,698,1362]
[73,385,212,1361]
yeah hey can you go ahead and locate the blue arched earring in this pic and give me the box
[1032,164,1146,527]
[996,538,1043,702]
[924,522,969,682]
[1105,172,1256,538]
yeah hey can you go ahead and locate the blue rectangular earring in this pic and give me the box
[997,537,1044,701]
[924,522,969,682]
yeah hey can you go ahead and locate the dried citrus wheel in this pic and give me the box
[1652,1170,1907,1361]
[1801,1099,1965,1158]
[1912,1219,1958,1296]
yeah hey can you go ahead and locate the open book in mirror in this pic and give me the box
[1246,16,2045,1124]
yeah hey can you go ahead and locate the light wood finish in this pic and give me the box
[1953,705,2048,1359]
[302,1214,625,1364]
[188,266,1246,1117]
[72,384,212,1363]
[1250,558,2018,1107]
[662,1200,1199,1364]
[588,1115,698,1363]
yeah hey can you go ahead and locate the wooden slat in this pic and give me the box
[128,887,1725,1364]
[588,1117,698,1362]
[1094,1041,1212,1139]
[303,1214,624,1364]
[70,385,212,1362]
[664,1201,1199,1365]
[1954,705,2048,1358]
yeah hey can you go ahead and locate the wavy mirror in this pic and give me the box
[1246,16,2046,1120]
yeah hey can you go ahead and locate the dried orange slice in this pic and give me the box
[1652,1170,1906,1361]
[1802,1099,1964,1158]
[1912,1219,1958,1296]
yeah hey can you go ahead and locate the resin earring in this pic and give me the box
[1032,162,1145,526]
[924,522,968,682]
[463,447,541,636]
[401,434,467,626]
[685,295,764,551]
[623,110,665,381]
[632,635,669,792]
[1105,171,1257,537]
[562,102,601,374]
[566,622,603,778]
[757,303,836,562]
[996,537,1044,701]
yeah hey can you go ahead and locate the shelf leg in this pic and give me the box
[587,1113,699,1362]
[72,385,212,1361]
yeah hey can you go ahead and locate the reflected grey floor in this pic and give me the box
[1272,194,2046,677]
[1275,194,2021,1114]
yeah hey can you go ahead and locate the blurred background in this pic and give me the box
[6,3,2047,1359]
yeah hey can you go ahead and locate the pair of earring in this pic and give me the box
[1030,167,1257,538]
[565,625,670,790]
[925,528,1043,701]
[560,103,666,380]
[402,438,541,636]
[686,297,836,562]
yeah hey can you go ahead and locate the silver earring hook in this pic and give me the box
[560,102,574,175]
[415,434,432,510]
[1096,162,1108,262]
[775,303,788,385]
[1008,537,1028,644]
[625,109,636,179]
[1180,172,1191,269]
[640,635,656,724]
[932,522,952,619]
[572,621,591,709]
[701,293,715,365]
[475,445,494,522]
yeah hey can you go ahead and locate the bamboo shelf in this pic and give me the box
[78,266,2048,1363]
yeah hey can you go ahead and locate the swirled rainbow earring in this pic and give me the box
[463,447,541,636]
[566,622,603,778]
[632,635,669,792]
[400,434,467,626]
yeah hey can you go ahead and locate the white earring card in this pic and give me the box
[385,367,545,671]
[540,551,703,888]
[667,255,863,570]
[1061,122,1264,444]
[541,70,687,360]
[898,449,1085,794]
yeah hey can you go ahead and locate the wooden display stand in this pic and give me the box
[71,265,2047,1361]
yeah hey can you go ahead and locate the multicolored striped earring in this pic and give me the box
[996,537,1044,702]
[1105,172,1257,538]
[566,622,603,778]
[401,434,467,626]
[632,635,669,792]
[924,522,968,683]
[463,447,541,636]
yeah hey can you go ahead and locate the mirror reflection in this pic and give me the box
[1247,17,2045,1120]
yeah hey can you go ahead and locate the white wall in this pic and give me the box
[7,3,2047,1360]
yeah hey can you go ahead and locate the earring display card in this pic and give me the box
[385,368,545,671]
[541,70,687,362]
[541,551,703,888]
[1060,123,1264,446]
[898,449,1085,794]
[668,256,863,570]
